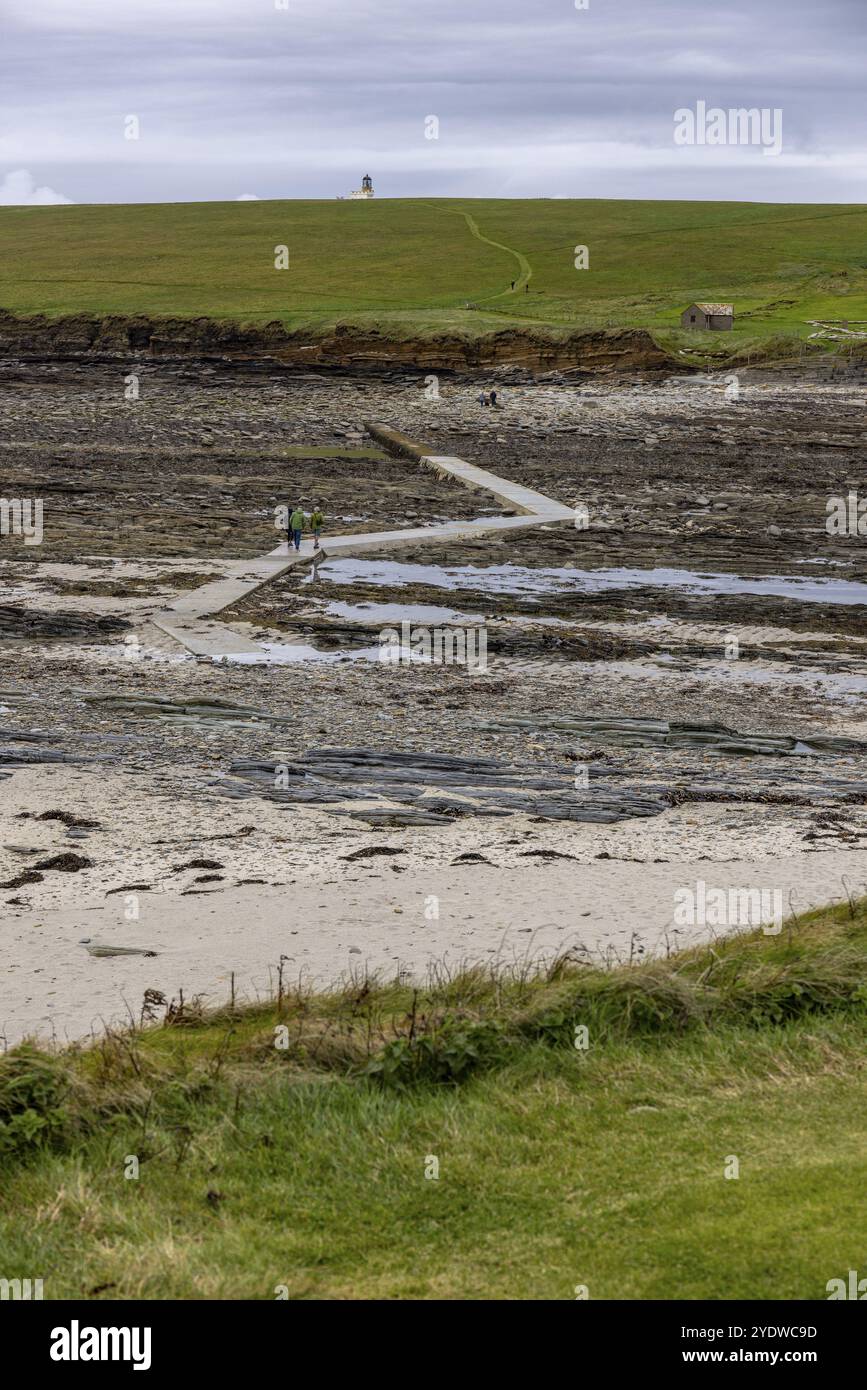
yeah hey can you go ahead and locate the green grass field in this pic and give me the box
[1,898,865,1299]
[1,198,866,347]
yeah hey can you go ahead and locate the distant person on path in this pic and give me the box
[510,280,515,290]
[489,389,498,408]
[310,504,324,550]
[289,505,305,551]
[478,390,488,406]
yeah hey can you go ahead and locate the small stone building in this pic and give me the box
[681,302,734,331]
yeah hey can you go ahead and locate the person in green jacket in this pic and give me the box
[289,506,305,551]
[310,504,324,550]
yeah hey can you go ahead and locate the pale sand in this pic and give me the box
[3,847,865,1047]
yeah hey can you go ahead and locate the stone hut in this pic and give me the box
[681,302,734,331]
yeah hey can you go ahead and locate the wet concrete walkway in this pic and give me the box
[151,427,575,658]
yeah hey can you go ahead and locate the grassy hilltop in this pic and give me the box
[1,198,866,350]
[1,898,865,1299]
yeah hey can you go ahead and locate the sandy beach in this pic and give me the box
[2,754,866,1043]
[4,840,866,1047]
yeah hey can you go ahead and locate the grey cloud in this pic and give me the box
[0,0,864,203]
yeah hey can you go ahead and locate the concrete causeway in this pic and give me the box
[151,425,575,658]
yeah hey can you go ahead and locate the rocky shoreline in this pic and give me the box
[1,361,865,1042]
[0,311,686,374]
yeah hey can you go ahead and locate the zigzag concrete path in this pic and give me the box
[151,427,575,658]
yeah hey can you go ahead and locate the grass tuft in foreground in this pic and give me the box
[0,898,865,1299]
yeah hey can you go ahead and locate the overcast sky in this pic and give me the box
[1,0,865,205]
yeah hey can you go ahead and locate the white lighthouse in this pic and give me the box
[349,173,375,199]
